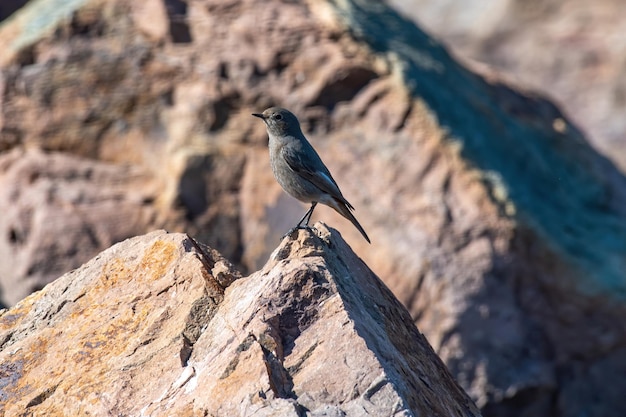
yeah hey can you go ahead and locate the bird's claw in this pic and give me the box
[281,225,313,241]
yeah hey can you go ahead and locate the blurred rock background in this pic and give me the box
[1,0,625,416]
[390,0,626,171]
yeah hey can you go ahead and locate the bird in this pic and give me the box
[252,107,370,243]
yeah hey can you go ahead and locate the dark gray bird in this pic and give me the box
[252,107,370,243]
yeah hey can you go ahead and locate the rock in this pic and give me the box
[0,148,157,304]
[319,4,626,417]
[1,1,626,416]
[0,227,480,416]
[388,0,626,172]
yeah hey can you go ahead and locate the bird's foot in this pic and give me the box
[281,225,313,241]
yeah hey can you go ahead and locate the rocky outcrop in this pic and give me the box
[0,148,157,303]
[389,0,626,171]
[1,1,626,416]
[0,227,480,416]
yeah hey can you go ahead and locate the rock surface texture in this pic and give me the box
[389,0,626,171]
[0,228,481,417]
[0,148,157,303]
[1,1,626,416]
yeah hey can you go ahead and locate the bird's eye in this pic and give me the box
[275,114,283,120]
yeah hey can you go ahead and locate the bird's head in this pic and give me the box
[252,107,302,137]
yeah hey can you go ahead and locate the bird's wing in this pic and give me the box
[281,142,354,209]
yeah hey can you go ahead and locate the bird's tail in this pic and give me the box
[330,199,371,243]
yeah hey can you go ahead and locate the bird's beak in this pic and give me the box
[252,113,265,120]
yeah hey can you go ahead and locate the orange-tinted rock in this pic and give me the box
[0,227,479,416]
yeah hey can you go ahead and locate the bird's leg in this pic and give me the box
[282,202,318,240]
[298,202,318,227]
